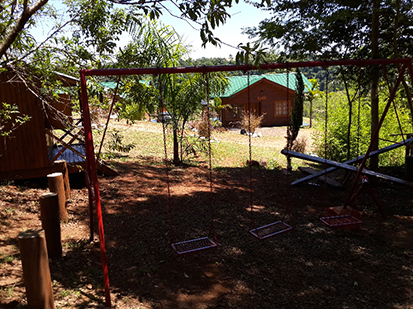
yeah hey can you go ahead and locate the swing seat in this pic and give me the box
[171,237,217,255]
[249,221,293,240]
[320,215,362,228]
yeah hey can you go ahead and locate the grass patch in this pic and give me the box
[0,253,15,264]
[96,120,313,170]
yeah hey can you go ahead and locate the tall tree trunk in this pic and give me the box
[369,0,380,171]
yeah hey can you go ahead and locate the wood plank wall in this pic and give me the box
[0,73,50,173]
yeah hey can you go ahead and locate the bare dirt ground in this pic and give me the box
[1,126,413,309]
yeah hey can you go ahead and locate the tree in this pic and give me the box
[286,69,305,171]
[305,78,322,128]
[210,97,232,123]
[245,0,413,169]
[0,0,49,60]
[161,71,228,165]
[113,19,229,165]
[1,0,272,67]
[113,19,189,125]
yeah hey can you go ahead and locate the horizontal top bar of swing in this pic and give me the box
[81,58,412,77]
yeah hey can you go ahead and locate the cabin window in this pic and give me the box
[275,101,288,116]
[229,104,244,120]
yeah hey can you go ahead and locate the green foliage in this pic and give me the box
[117,79,158,123]
[66,0,128,56]
[285,70,305,169]
[0,102,31,137]
[161,71,229,165]
[117,19,189,69]
[287,69,305,144]
[114,19,190,126]
[210,97,231,114]
[0,0,50,60]
[182,134,209,160]
[313,86,412,167]
[235,42,268,67]
[0,253,15,264]
[107,129,135,153]
[245,0,413,60]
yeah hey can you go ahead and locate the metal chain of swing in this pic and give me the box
[354,66,363,208]
[160,72,217,246]
[205,73,218,243]
[158,74,175,244]
[357,67,362,163]
[285,66,293,223]
[324,67,330,216]
[247,72,256,229]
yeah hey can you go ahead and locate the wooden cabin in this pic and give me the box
[0,70,116,181]
[219,73,311,127]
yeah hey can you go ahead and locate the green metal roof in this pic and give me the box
[100,80,150,89]
[220,73,312,98]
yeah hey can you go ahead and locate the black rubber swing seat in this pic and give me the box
[320,215,362,227]
[249,221,293,240]
[171,237,217,255]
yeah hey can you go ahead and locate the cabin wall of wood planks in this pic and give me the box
[221,79,295,128]
[0,72,50,175]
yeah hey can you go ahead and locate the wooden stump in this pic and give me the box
[47,172,68,222]
[54,160,71,200]
[40,193,62,259]
[18,229,55,309]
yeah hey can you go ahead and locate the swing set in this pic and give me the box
[79,57,413,307]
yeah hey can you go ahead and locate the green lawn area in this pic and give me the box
[95,120,315,170]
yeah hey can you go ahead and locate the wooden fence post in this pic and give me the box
[47,172,68,222]
[40,193,62,259]
[18,229,55,309]
[54,160,71,200]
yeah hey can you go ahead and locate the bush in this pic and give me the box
[238,111,265,134]
[292,137,307,153]
[107,129,135,153]
[312,88,411,166]
[194,111,211,138]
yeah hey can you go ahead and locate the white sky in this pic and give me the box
[31,1,272,60]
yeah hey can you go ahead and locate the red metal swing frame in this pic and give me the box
[79,57,413,307]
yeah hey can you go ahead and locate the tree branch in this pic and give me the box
[0,0,49,59]
[16,15,78,63]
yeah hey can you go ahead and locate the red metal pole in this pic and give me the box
[80,72,111,308]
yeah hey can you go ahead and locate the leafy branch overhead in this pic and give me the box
[1,0,275,69]
[107,0,271,48]
[235,42,268,67]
